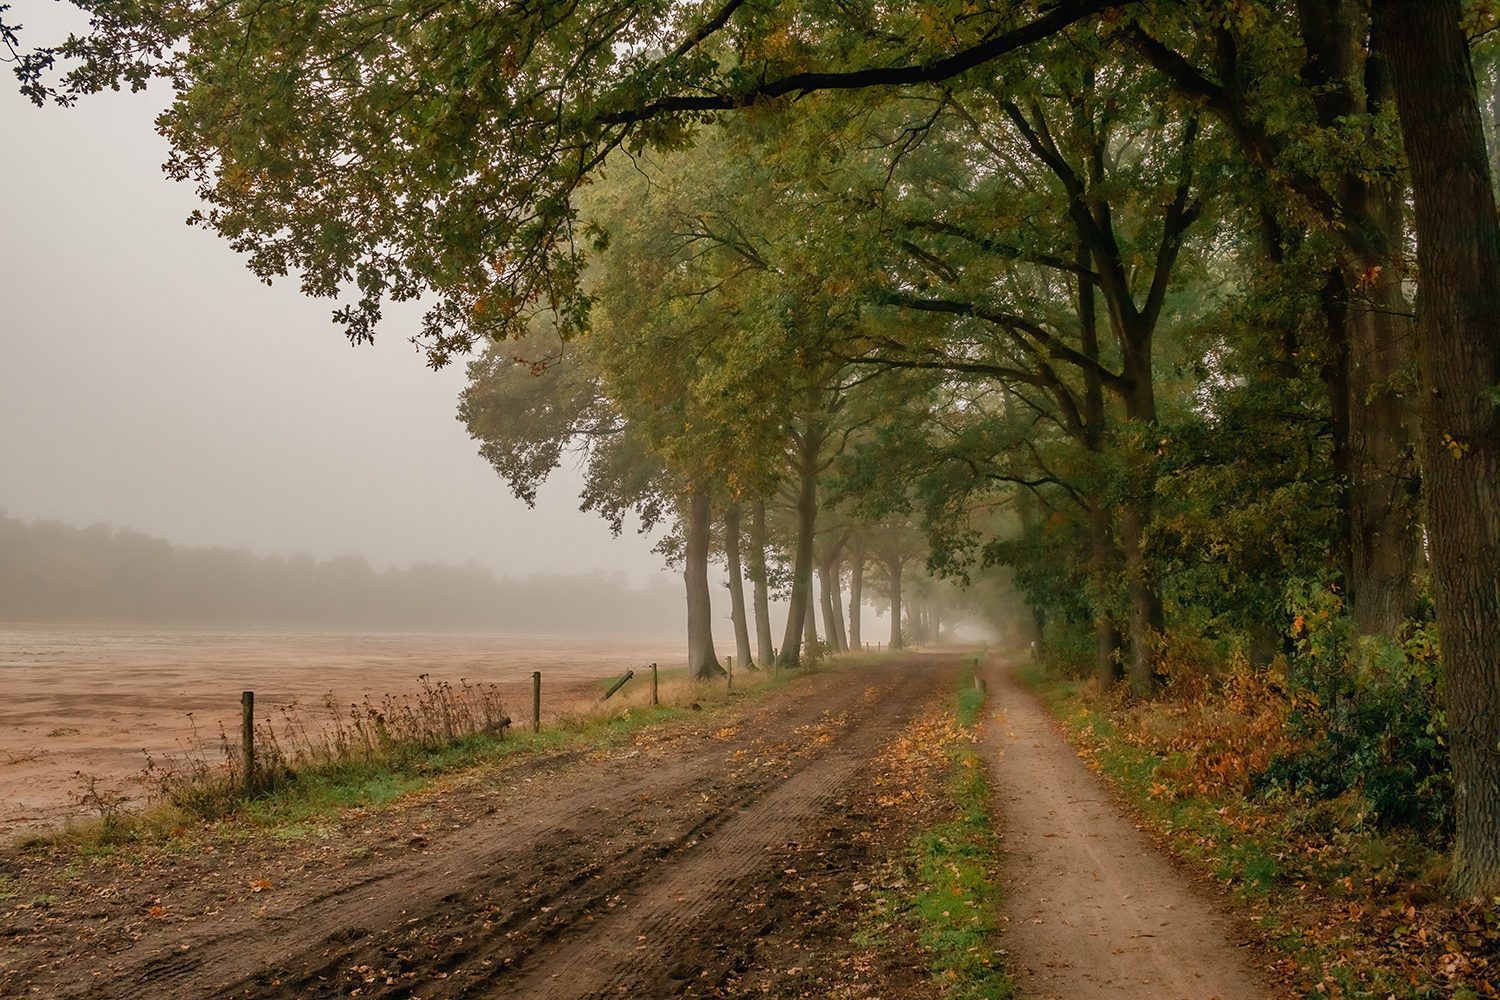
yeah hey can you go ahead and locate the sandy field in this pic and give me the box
[0,625,690,837]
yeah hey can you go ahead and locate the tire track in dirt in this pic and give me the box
[10,656,956,999]
[983,658,1272,1000]
[492,667,936,998]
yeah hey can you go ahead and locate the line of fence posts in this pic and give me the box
[234,656,744,784]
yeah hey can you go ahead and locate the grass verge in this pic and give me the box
[1021,663,1500,999]
[868,670,1013,999]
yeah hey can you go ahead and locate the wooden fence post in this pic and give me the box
[532,671,541,733]
[727,655,733,692]
[602,669,635,701]
[241,690,255,795]
[651,662,658,706]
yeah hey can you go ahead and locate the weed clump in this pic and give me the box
[146,675,510,822]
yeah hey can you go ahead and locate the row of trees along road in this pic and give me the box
[10,0,1500,895]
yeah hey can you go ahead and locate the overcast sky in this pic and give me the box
[0,8,667,583]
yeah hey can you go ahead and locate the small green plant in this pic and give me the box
[74,771,130,842]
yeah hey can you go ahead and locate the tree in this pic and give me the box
[1131,1,1422,638]
[1371,0,1500,899]
[722,503,756,669]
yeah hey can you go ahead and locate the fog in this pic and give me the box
[0,8,669,588]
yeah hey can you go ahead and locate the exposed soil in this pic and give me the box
[983,658,1276,1000]
[2,649,1298,999]
[0,654,961,999]
[0,627,688,836]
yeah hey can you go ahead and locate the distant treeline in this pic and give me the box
[0,513,683,634]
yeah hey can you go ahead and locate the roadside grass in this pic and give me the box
[866,668,1013,1000]
[1021,663,1498,999]
[13,649,867,860]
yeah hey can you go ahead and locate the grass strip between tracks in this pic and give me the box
[865,669,1014,999]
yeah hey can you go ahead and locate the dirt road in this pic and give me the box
[984,659,1273,1000]
[4,652,1285,999]
[2,655,958,998]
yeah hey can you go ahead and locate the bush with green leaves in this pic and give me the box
[1257,582,1450,841]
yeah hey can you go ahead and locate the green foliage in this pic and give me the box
[1259,583,1451,840]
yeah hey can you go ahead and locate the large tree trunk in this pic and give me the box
[887,557,904,651]
[749,500,775,667]
[803,585,819,653]
[723,503,755,671]
[1078,246,1123,688]
[777,424,822,667]
[847,532,865,649]
[684,491,724,680]
[1318,267,1358,590]
[1119,497,1164,696]
[1088,502,1123,687]
[1375,0,1500,897]
[817,560,839,652]
[1297,0,1422,636]
[1342,268,1421,633]
[830,559,849,652]
[1120,340,1166,697]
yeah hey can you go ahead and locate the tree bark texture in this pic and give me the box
[749,499,775,667]
[847,532,866,649]
[1088,502,1123,686]
[830,561,849,651]
[1375,0,1500,897]
[804,585,819,653]
[1297,0,1422,635]
[723,503,756,671]
[818,561,839,652]
[684,491,724,679]
[777,424,822,667]
[1120,354,1166,697]
[887,557,904,651]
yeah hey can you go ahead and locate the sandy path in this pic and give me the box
[982,659,1271,1000]
[2,654,957,999]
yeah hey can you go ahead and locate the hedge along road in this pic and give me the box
[1,654,960,998]
[982,657,1273,1000]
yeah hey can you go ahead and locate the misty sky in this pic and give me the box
[0,8,669,584]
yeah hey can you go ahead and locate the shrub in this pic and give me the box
[1256,583,1450,841]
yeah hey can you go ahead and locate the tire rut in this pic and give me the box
[489,665,937,999]
[42,658,953,999]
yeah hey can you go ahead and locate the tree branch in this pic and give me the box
[597,0,1121,123]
